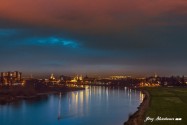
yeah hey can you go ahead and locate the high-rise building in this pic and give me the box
[0,71,22,85]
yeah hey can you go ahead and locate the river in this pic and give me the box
[0,86,143,125]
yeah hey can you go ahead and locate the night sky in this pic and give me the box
[0,0,187,77]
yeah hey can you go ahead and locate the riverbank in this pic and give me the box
[124,89,150,125]
[124,87,187,125]
[143,87,187,125]
[0,86,85,105]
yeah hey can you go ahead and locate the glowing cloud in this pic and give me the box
[28,37,79,48]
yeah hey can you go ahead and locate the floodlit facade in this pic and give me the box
[0,71,22,85]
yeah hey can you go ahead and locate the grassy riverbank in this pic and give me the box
[144,87,187,125]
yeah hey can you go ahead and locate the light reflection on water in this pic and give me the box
[140,91,144,102]
[0,86,143,125]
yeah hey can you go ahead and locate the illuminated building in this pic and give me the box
[70,75,83,83]
[50,73,56,81]
[139,82,160,87]
[70,77,77,83]
[83,75,96,84]
[49,73,60,84]
[110,75,131,80]
[185,77,187,84]
[0,71,22,85]
[79,75,83,81]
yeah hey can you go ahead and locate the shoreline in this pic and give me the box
[124,89,150,125]
[0,87,85,105]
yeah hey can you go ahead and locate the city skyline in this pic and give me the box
[0,0,187,76]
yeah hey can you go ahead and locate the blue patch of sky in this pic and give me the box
[26,36,79,48]
[0,30,120,61]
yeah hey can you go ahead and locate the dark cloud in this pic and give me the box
[0,0,187,77]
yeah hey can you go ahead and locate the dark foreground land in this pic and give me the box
[144,87,187,125]
[124,87,187,125]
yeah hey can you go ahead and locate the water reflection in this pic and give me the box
[1,86,142,125]
[140,91,144,102]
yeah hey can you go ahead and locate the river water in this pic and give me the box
[0,86,143,125]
